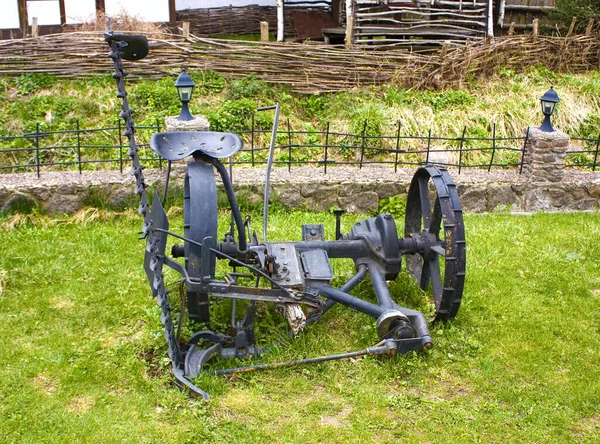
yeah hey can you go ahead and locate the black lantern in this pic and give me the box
[174,70,196,121]
[539,86,560,132]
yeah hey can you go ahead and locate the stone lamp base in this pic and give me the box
[164,115,210,132]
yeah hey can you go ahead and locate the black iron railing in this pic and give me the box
[0,119,164,177]
[1,118,598,176]
[568,134,600,171]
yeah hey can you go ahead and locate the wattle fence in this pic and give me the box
[0,31,598,93]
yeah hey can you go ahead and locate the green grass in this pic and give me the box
[0,209,599,442]
[2,67,600,170]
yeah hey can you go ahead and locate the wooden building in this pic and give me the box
[0,0,556,45]
[0,0,177,39]
[336,0,556,47]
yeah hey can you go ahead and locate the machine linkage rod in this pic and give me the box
[213,339,396,375]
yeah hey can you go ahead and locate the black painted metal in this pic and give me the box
[404,165,466,321]
[209,156,247,253]
[150,131,243,161]
[15,121,600,173]
[184,160,217,322]
[106,34,467,401]
[106,34,215,398]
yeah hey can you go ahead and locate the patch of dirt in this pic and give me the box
[102,320,145,349]
[592,289,600,298]
[320,407,351,428]
[32,374,57,395]
[138,349,168,379]
[50,296,74,309]
[66,397,95,414]
[573,414,600,441]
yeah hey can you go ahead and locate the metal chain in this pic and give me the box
[107,40,183,368]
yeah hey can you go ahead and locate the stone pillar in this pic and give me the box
[522,126,569,183]
[164,115,210,132]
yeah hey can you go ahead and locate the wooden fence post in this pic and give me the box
[18,0,28,38]
[32,17,38,38]
[277,0,284,42]
[586,18,594,36]
[182,21,190,39]
[508,22,515,36]
[497,0,506,27]
[440,43,449,78]
[260,21,269,42]
[486,0,494,38]
[532,19,539,42]
[345,0,354,49]
[567,17,576,37]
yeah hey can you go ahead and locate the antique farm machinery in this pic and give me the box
[106,33,466,400]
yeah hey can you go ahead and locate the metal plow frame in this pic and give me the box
[106,33,466,401]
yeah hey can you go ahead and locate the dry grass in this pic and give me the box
[75,10,169,39]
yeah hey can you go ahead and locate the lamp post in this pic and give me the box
[539,86,560,132]
[175,70,196,121]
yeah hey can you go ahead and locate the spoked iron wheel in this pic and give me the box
[404,165,466,322]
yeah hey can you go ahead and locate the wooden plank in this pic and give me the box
[59,0,66,26]
[260,21,269,41]
[168,0,176,24]
[18,0,28,36]
[32,17,39,38]
[95,0,105,14]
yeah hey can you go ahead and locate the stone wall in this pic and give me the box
[1,165,598,215]
[1,126,599,215]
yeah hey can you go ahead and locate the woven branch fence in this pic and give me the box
[0,31,598,93]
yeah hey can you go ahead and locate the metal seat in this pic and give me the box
[149,131,243,161]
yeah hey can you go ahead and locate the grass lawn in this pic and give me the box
[0,209,599,443]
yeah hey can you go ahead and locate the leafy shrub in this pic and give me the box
[299,94,327,120]
[548,0,600,33]
[16,73,56,95]
[383,86,410,106]
[130,78,181,117]
[567,152,593,166]
[378,195,406,220]
[227,74,272,100]
[575,114,600,139]
[210,98,257,132]
[191,71,226,94]
[420,89,475,111]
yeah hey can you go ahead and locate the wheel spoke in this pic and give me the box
[428,256,443,307]
[430,244,445,257]
[419,259,431,290]
[430,196,442,236]
[418,176,432,231]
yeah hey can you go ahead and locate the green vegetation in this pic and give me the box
[1,66,600,170]
[0,209,599,442]
[549,0,600,33]
[0,66,600,169]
